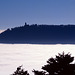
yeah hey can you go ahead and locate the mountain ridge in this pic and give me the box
[0,23,75,44]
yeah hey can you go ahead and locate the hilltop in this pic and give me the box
[0,23,75,44]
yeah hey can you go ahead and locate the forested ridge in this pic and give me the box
[0,23,75,44]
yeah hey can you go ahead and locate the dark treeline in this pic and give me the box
[0,23,75,44]
[11,52,75,75]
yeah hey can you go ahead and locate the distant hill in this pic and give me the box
[0,23,75,44]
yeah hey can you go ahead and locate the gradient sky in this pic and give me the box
[0,0,75,30]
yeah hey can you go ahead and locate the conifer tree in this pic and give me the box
[42,52,75,75]
[11,66,29,75]
[32,69,46,75]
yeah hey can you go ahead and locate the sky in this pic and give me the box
[0,0,75,30]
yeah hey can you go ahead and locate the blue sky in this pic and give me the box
[0,0,75,30]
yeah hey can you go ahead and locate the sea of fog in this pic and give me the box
[0,44,75,75]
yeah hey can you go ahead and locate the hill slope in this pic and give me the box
[0,24,75,44]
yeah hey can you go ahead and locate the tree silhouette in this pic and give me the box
[32,69,46,75]
[42,52,75,75]
[11,65,29,75]
[11,52,75,75]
